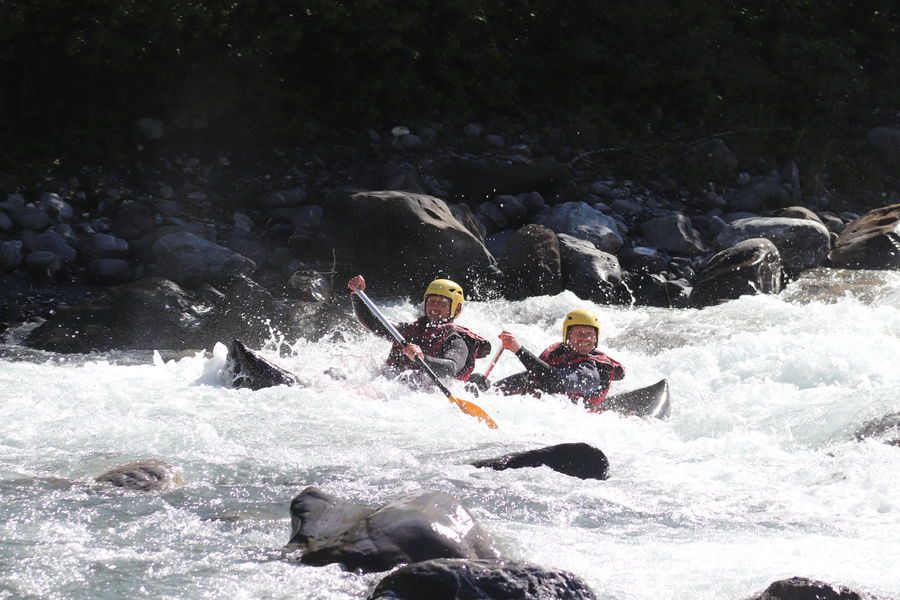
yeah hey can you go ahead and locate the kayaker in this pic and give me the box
[347,275,491,387]
[488,309,625,411]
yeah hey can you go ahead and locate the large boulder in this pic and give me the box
[639,213,706,256]
[322,189,498,298]
[728,181,792,212]
[368,559,597,600]
[151,231,256,287]
[714,217,830,276]
[748,576,874,600]
[557,234,622,302]
[531,202,623,254]
[494,224,562,299]
[287,487,502,573]
[691,238,783,307]
[828,204,900,270]
[95,459,184,492]
[471,443,610,480]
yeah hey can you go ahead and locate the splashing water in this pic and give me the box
[2,270,899,599]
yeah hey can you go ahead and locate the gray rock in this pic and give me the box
[0,240,23,272]
[87,259,132,284]
[2,193,26,209]
[853,412,900,446]
[288,487,502,573]
[476,201,509,231]
[715,217,830,275]
[448,203,486,245]
[640,213,706,256]
[691,238,783,306]
[817,212,845,234]
[775,206,823,225]
[9,206,50,231]
[485,134,505,147]
[829,203,900,270]
[748,576,872,600]
[262,187,308,209]
[518,191,545,213]
[233,211,253,234]
[611,198,643,217]
[493,194,529,222]
[23,251,63,280]
[619,245,668,273]
[0,210,12,232]
[369,559,597,600]
[485,230,516,258]
[96,459,182,492]
[531,202,623,253]
[557,234,622,302]
[151,231,256,286]
[135,118,164,140]
[80,233,129,261]
[463,123,484,137]
[708,215,728,237]
[683,138,738,182]
[40,193,74,222]
[29,231,77,263]
[400,134,422,148]
[495,224,562,299]
[781,160,802,204]
[113,203,156,240]
[728,181,792,212]
[391,125,411,137]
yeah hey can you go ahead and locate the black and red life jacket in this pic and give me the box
[385,317,491,380]
[538,342,625,410]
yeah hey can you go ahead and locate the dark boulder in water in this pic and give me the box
[224,339,303,390]
[749,576,876,600]
[853,412,900,447]
[368,558,597,600]
[692,238,783,307]
[95,459,183,492]
[829,203,900,271]
[286,487,502,573]
[470,442,609,480]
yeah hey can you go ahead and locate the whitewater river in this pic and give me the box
[1,269,899,599]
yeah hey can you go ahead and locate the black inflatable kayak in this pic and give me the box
[223,340,303,390]
[603,379,670,420]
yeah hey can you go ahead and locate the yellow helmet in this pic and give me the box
[423,278,465,318]
[562,308,601,341]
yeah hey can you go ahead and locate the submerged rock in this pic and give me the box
[95,459,183,492]
[471,443,610,480]
[223,339,303,390]
[853,412,900,446]
[368,558,597,600]
[287,487,502,573]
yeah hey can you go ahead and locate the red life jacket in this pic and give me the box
[539,342,625,410]
[385,317,491,380]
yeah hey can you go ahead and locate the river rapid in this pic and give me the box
[1,269,899,600]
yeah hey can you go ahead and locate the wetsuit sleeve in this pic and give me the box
[350,293,396,341]
[422,335,468,377]
[513,348,608,396]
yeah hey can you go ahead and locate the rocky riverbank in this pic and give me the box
[2,121,900,353]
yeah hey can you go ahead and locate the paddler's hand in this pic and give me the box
[347,274,366,293]
[498,330,521,353]
[402,343,424,362]
[467,374,491,392]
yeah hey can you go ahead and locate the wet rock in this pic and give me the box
[448,203,486,245]
[518,191,546,213]
[112,203,156,240]
[493,195,529,223]
[0,241,23,272]
[322,189,496,298]
[151,231,256,287]
[639,213,706,256]
[728,181,792,212]
[495,225,561,299]
[557,234,622,302]
[471,443,609,480]
[853,412,900,446]
[80,233,129,261]
[618,246,668,274]
[714,217,830,276]
[95,459,183,492]
[223,339,303,390]
[776,206,824,225]
[9,206,50,231]
[368,559,597,600]
[23,251,63,281]
[0,210,12,232]
[87,259,132,284]
[369,163,428,194]
[749,576,874,600]
[40,192,74,222]
[463,123,483,137]
[28,230,77,263]
[287,487,502,573]
[532,202,623,254]
[828,203,900,270]
[475,201,509,232]
[691,238,782,306]
[621,272,692,308]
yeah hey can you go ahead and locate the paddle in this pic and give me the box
[353,289,499,429]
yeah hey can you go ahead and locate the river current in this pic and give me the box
[1,269,899,599]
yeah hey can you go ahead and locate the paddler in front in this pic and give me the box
[490,309,625,411]
[347,275,491,388]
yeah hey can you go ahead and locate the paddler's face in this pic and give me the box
[567,325,598,355]
[424,295,452,322]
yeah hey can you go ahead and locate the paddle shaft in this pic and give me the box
[481,347,505,379]
[353,289,454,398]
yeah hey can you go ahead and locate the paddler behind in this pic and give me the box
[347,275,491,388]
[489,309,625,411]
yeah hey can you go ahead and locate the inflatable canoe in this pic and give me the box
[223,340,303,390]
[603,379,670,420]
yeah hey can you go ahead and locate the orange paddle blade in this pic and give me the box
[449,395,499,429]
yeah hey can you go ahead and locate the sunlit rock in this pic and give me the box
[691,238,782,307]
[828,203,900,271]
[748,576,876,600]
[95,459,184,492]
[531,202,623,254]
[471,442,610,480]
[151,231,256,286]
[557,233,622,303]
[368,558,597,600]
[494,224,562,300]
[286,487,502,573]
[714,217,829,276]
[639,213,707,256]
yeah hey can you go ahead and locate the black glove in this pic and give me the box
[467,374,491,392]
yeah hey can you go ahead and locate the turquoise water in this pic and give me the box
[1,269,899,599]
